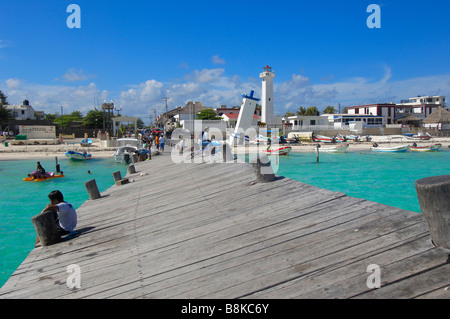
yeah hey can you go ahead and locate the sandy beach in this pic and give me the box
[1,136,449,161]
[0,139,116,160]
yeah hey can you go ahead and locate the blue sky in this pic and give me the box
[1,0,449,123]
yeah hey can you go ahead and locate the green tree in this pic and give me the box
[69,110,84,120]
[0,90,12,124]
[323,106,336,114]
[196,109,221,120]
[296,106,306,116]
[83,109,103,128]
[284,111,295,117]
[305,106,319,116]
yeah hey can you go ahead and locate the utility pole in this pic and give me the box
[151,108,157,128]
[163,97,168,131]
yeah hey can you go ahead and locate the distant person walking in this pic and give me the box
[159,135,165,153]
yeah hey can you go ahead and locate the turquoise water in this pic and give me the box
[0,157,127,287]
[276,149,450,213]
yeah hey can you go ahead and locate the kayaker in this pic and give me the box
[36,161,46,175]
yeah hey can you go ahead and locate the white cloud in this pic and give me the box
[0,79,109,115]
[187,68,225,83]
[211,54,226,65]
[5,78,21,89]
[2,66,449,122]
[57,68,96,82]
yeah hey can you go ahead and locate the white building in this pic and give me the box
[260,65,275,126]
[282,115,330,130]
[5,100,38,120]
[345,96,445,125]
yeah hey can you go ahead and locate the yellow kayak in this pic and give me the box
[23,173,65,182]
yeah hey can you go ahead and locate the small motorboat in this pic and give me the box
[263,146,292,156]
[370,143,409,152]
[403,132,432,141]
[80,138,93,147]
[410,143,442,152]
[23,171,64,182]
[65,150,92,161]
[319,144,349,153]
[312,134,335,143]
[249,135,268,145]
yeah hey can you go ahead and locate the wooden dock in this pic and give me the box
[1,149,449,299]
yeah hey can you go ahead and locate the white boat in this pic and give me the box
[319,144,349,153]
[65,142,92,160]
[263,146,292,156]
[65,150,92,161]
[249,134,268,145]
[410,143,442,152]
[312,134,335,143]
[113,138,141,163]
[403,132,432,141]
[371,143,410,152]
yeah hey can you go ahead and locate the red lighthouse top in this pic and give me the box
[263,65,272,72]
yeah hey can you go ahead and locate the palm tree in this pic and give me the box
[296,106,306,116]
[305,106,319,116]
[323,106,336,114]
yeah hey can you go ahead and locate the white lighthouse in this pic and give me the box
[260,65,275,126]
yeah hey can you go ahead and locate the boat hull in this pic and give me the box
[319,144,349,153]
[313,135,334,143]
[263,146,292,156]
[410,143,442,152]
[65,151,92,160]
[371,145,410,152]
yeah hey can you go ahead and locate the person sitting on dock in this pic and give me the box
[35,190,77,247]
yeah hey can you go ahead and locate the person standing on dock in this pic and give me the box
[159,135,165,153]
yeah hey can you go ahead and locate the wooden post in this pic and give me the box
[415,175,450,249]
[113,171,129,186]
[31,210,60,247]
[85,179,101,200]
[252,154,275,183]
[316,144,320,163]
[127,164,136,175]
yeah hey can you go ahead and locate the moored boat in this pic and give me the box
[312,134,335,143]
[370,143,409,152]
[403,132,432,140]
[80,138,93,147]
[65,150,92,161]
[319,144,349,153]
[263,146,292,156]
[410,143,442,152]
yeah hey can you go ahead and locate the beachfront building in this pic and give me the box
[422,107,450,130]
[345,96,445,126]
[5,100,40,120]
[221,113,260,129]
[345,103,397,124]
[282,115,330,131]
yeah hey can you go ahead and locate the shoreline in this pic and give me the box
[1,136,449,161]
